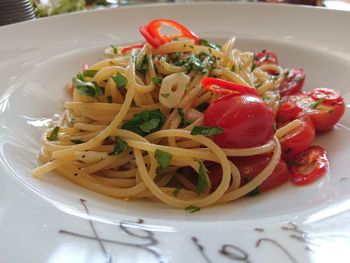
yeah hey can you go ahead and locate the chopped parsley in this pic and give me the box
[47,126,60,141]
[191,126,224,137]
[137,56,149,76]
[82,69,98,78]
[173,188,180,197]
[106,95,113,103]
[200,39,222,51]
[109,137,127,155]
[177,108,191,127]
[71,139,83,144]
[196,160,210,194]
[110,45,118,54]
[152,76,162,85]
[196,102,210,112]
[112,72,128,91]
[185,205,201,213]
[154,149,172,170]
[310,98,325,109]
[160,93,170,99]
[121,109,165,136]
[72,74,104,97]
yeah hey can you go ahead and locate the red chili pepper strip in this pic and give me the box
[201,77,259,97]
[120,42,145,54]
[139,19,200,48]
[289,146,329,186]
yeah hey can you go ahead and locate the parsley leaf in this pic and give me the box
[200,39,222,51]
[196,160,210,194]
[160,93,170,99]
[110,45,118,54]
[47,126,60,141]
[139,118,161,133]
[71,139,83,144]
[137,56,149,76]
[112,72,128,91]
[185,205,201,213]
[196,102,210,112]
[191,126,224,136]
[106,95,113,103]
[72,75,104,97]
[152,76,162,85]
[177,108,185,118]
[310,98,325,109]
[154,149,172,170]
[121,109,165,136]
[82,69,98,78]
[109,137,127,155]
[173,188,180,197]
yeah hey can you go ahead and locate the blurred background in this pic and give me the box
[0,0,349,26]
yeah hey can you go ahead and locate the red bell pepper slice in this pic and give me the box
[201,77,259,97]
[289,146,329,185]
[139,19,200,49]
[120,42,145,54]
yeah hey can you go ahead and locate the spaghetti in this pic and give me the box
[33,20,303,209]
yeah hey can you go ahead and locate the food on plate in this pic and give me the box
[33,19,345,209]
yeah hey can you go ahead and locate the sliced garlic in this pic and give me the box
[159,72,190,108]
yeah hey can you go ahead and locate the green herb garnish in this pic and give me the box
[154,149,172,170]
[196,160,211,194]
[200,39,222,51]
[111,45,118,54]
[152,76,162,85]
[121,109,165,136]
[71,139,83,144]
[112,72,128,91]
[310,98,325,109]
[72,75,104,97]
[109,137,127,155]
[196,102,210,112]
[106,95,113,103]
[173,188,180,197]
[191,126,224,136]
[47,126,60,141]
[82,69,98,78]
[160,93,170,99]
[185,205,201,213]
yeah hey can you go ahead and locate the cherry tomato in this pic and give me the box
[254,51,278,67]
[139,19,200,49]
[289,146,329,185]
[207,155,290,194]
[310,87,342,104]
[276,101,303,123]
[279,67,305,97]
[201,77,259,97]
[279,115,315,160]
[283,90,345,132]
[203,94,274,148]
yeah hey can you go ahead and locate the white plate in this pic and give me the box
[1,2,350,262]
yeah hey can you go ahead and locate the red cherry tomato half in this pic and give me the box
[254,51,278,67]
[276,101,303,123]
[279,115,315,160]
[201,77,259,97]
[279,67,305,97]
[207,155,290,194]
[120,42,145,54]
[310,87,342,104]
[283,90,345,132]
[289,146,329,185]
[139,19,200,49]
[203,94,274,148]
